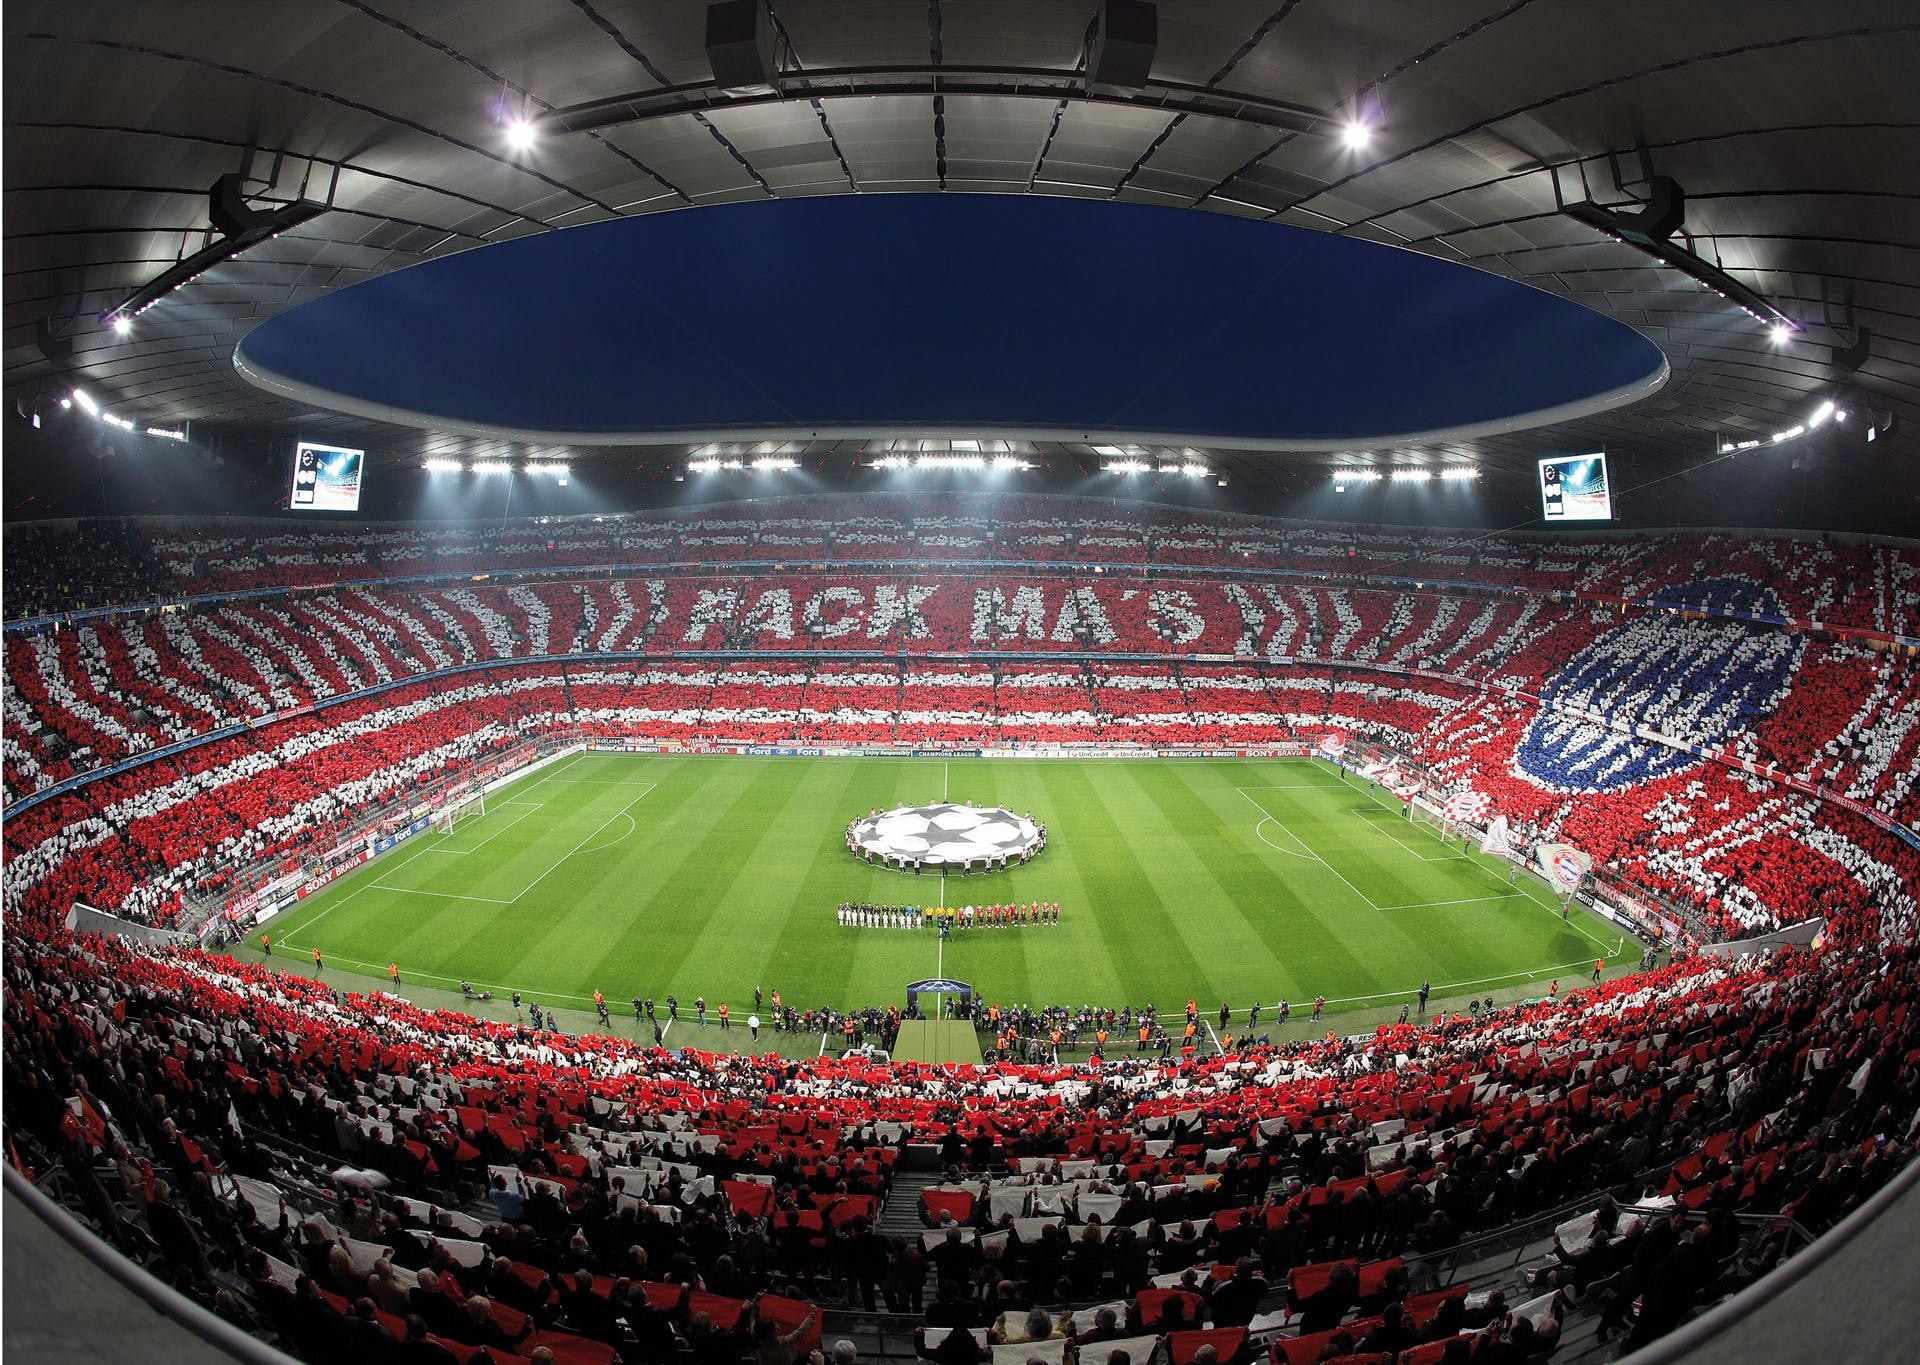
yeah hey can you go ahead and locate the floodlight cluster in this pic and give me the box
[62,386,186,444]
[424,458,571,476]
[1101,458,1209,477]
[869,452,1035,471]
[1717,398,1852,454]
[1331,465,1478,491]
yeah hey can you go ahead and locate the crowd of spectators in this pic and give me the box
[4,502,1919,1358]
[6,636,1913,950]
[4,879,1916,1362]
[4,499,1913,638]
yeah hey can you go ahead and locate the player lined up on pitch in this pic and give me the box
[836,901,1061,928]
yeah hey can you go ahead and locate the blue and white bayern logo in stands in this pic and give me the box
[849,802,1042,868]
[1513,577,1802,793]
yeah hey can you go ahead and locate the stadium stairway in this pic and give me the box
[877,1168,946,1304]
[877,1168,942,1240]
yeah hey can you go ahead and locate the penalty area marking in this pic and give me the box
[1344,781,1624,955]
[1236,787,1387,910]
[1374,891,1527,911]
[420,803,541,856]
[1310,953,1626,1011]
[521,751,587,790]
[348,783,658,911]
[533,779,664,786]
[575,810,637,855]
[1352,806,1472,863]
[1237,784,1617,956]
[1236,788,1316,859]
[1252,817,1317,860]
[282,837,441,939]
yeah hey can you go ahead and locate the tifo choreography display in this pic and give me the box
[846,799,1046,872]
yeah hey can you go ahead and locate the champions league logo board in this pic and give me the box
[849,802,1043,870]
[1512,577,1801,794]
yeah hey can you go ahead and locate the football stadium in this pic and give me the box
[3,6,1919,1364]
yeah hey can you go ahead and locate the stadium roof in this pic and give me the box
[5,1,1918,532]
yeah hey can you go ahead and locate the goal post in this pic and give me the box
[432,789,485,835]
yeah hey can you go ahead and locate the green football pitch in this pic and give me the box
[257,752,1623,1023]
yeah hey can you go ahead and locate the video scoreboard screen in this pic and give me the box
[1539,452,1611,522]
[291,442,364,512]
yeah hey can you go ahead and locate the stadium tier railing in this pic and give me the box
[4,1163,303,1365]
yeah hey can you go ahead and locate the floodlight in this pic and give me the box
[1808,400,1835,427]
[112,315,133,336]
[423,458,462,472]
[71,389,99,416]
[1341,120,1371,150]
[1769,320,1793,345]
[505,118,537,151]
[1389,469,1431,482]
[469,459,513,474]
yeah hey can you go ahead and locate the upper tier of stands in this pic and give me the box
[6,495,1917,639]
[8,573,1918,815]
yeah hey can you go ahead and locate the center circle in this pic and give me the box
[847,802,1044,872]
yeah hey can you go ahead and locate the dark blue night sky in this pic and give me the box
[239,194,1665,442]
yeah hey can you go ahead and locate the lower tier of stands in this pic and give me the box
[5,662,1915,955]
[5,898,1915,1363]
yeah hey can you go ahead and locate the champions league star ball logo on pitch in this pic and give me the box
[1512,577,1801,793]
[849,802,1043,870]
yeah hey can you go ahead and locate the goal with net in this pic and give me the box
[431,789,485,835]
